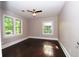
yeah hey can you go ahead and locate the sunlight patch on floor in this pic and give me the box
[43,42,54,56]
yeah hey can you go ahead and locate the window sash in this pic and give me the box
[15,19,21,34]
[4,16,14,36]
[42,21,53,35]
[44,26,52,33]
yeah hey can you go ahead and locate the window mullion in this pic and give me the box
[14,18,16,35]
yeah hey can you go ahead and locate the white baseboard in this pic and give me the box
[58,41,71,57]
[2,36,58,49]
[2,37,28,49]
[28,36,58,40]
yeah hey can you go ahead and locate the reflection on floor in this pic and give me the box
[2,38,66,57]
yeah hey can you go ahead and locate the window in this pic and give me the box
[3,15,22,36]
[15,19,21,34]
[42,21,53,35]
[4,16,14,36]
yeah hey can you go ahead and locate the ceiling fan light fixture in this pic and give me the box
[32,13,36,16]
[27,9,42,16]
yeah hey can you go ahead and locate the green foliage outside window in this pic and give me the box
[44,26,52,34]
[4,16,13,35]
[15,19,21,34]
[4,16,22,36]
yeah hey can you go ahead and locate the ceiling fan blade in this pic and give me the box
[35,10,42,13]
[21,10,25,12]
[27,10,33,12]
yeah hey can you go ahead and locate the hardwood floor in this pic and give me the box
[2,38,66,57]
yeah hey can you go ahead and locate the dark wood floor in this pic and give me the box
[2,38,66,57]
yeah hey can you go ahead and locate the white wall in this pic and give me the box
[59,1,79,57]
[28,17,58,39]
[1,8,28,45]
[0,7,2,57]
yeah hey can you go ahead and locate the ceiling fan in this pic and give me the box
[27,9,42,16]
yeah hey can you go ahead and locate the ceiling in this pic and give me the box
[1,1,65,19]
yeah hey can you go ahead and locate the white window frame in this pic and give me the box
[3,15,14,37]
[3,15,23,37]
[42,21,53,35]
[15,18,23,35]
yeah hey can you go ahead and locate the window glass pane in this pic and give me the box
[4,16,13,35]
[44,26,52,33]
[43,22,53,35]
[15,19,21,34]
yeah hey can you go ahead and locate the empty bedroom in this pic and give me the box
[0,1,79,57]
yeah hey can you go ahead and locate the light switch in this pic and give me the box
[77,42,79,45]
[76,42,79,48]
